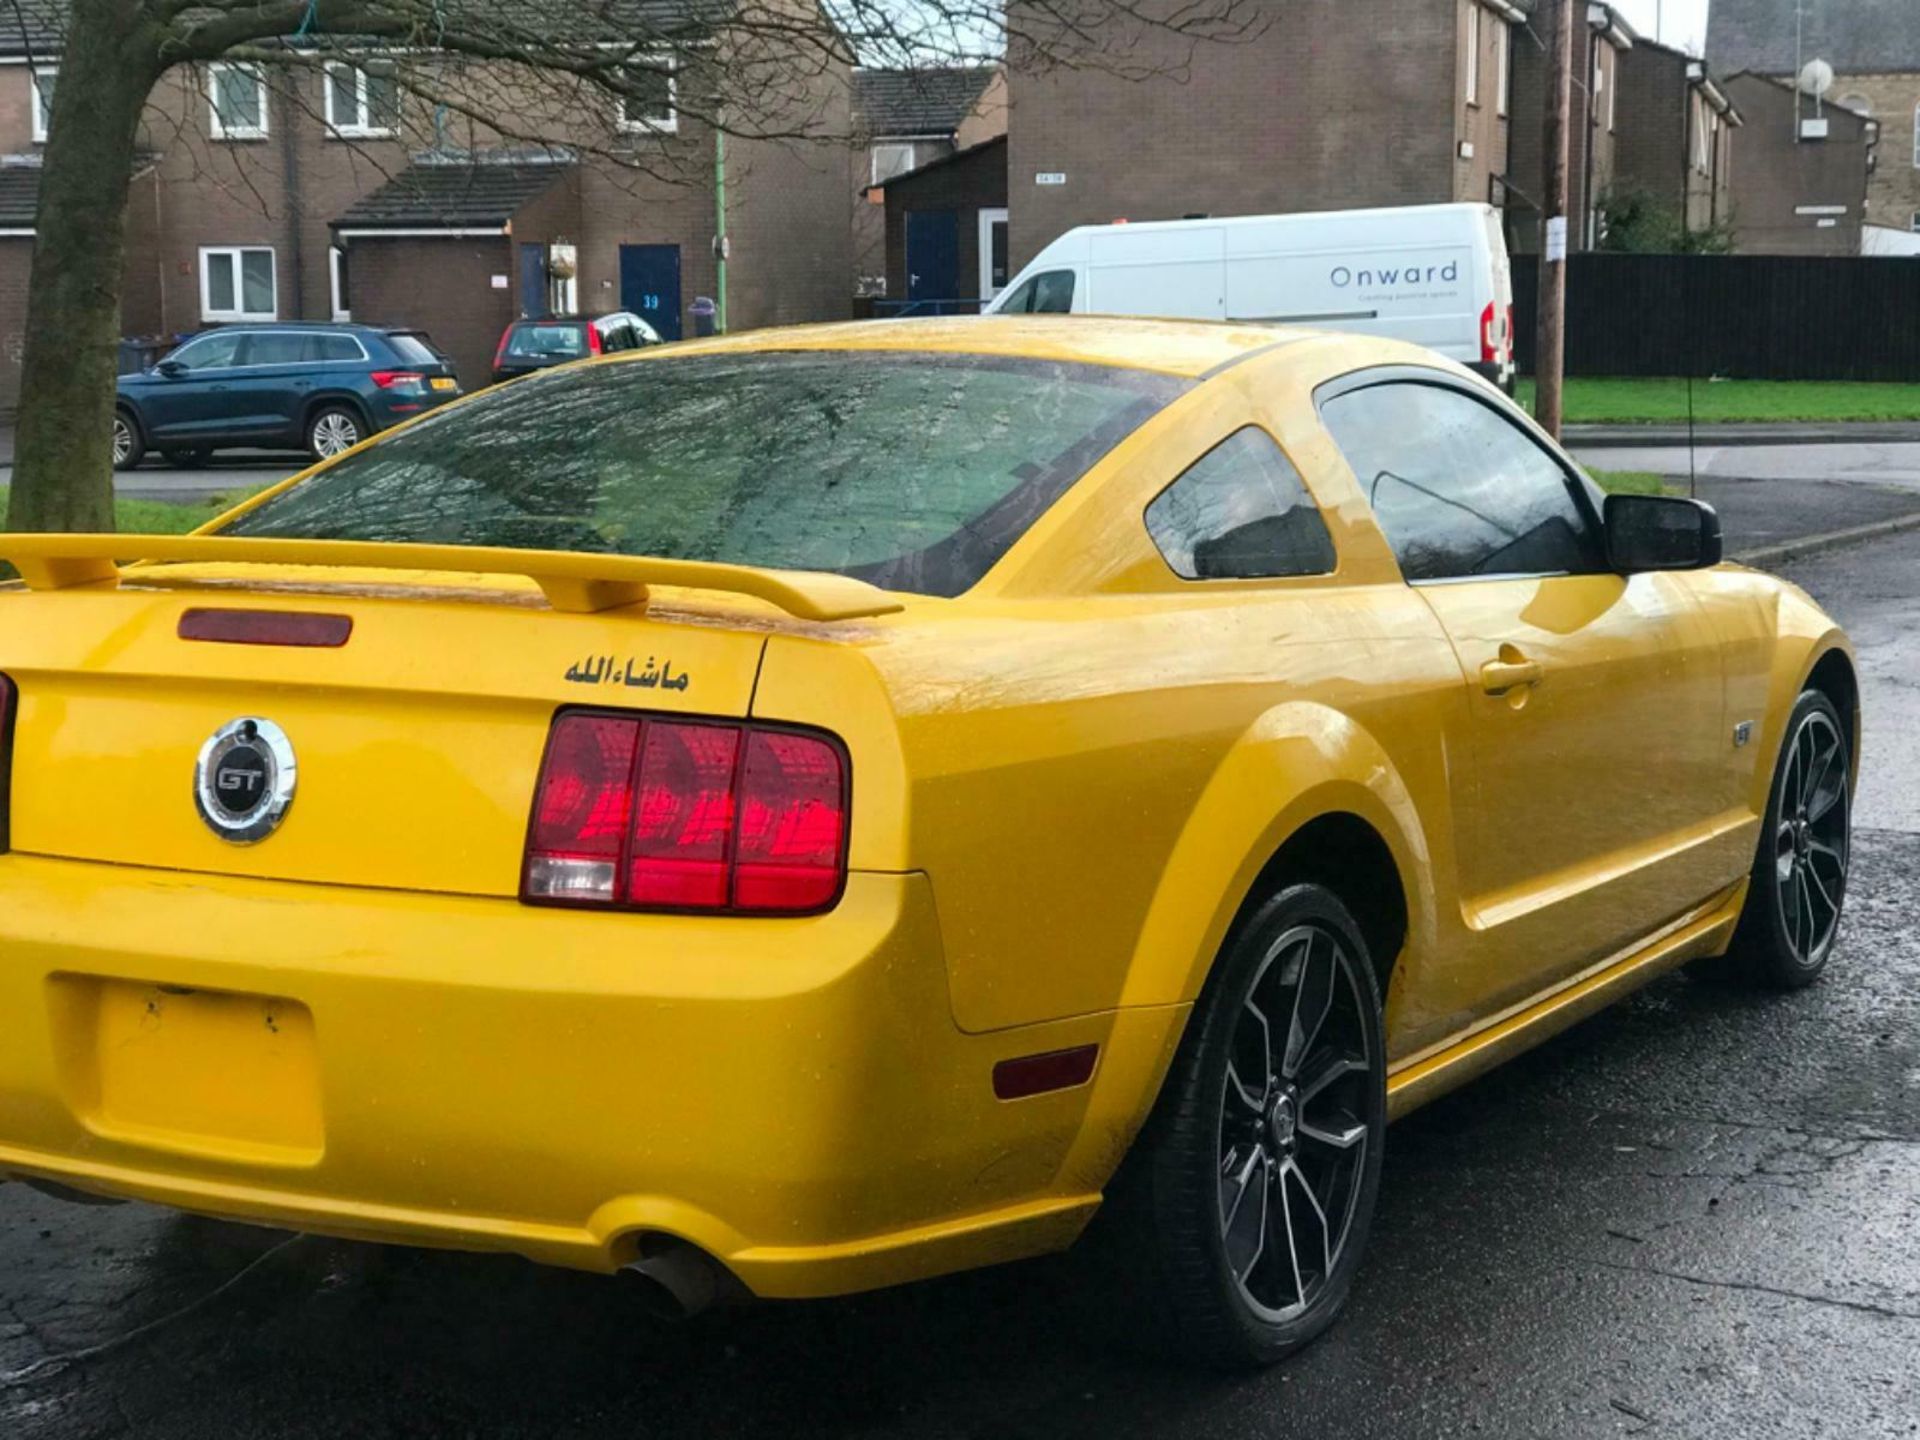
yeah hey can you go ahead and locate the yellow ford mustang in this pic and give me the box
[0,319,1855,1368]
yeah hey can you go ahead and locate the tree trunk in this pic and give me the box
[6,2,162,533]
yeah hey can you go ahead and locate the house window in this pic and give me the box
[1465,2,1481,107]
[1496,20,1511,117]
[1695,97,1712,172]
[615,60,676,134]
[325,62,401,137]
[200,246,276,321]
[209,64,268,139]
[329,245,350,321]
[30,66,54,143]
[1913,102,1920,168]
[1591,50,1605,128]
[1608,52,1619,130]
[871,142,917,185]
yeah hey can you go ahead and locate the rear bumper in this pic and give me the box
[0,856,1184,1297]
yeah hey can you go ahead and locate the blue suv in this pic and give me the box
[114,323,462,470]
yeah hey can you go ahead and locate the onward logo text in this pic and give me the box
[1332,259,1461,289]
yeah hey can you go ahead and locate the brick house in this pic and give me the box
[0,2,853,411]
[850,66,1005,295]
[1710,0,1920,252]
[1608,38,1741,242]
[869,134,1009,308]
[1004,0,1529,274]
[1722,72,1874,255]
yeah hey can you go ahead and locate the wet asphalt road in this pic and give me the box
[4,533,1919,1439]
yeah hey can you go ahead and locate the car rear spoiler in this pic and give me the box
[0,534,905,622]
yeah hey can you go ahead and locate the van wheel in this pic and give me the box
[1103,883,1387,1370]
[306,405,363,460]
[112,411,145,471]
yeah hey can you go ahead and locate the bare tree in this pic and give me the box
[6,0,1253,533]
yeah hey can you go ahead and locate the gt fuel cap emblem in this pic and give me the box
[194,717,297,843]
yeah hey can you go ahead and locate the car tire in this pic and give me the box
[1101,882,1387,1371]
[162,447,212,468]
[306,404,364,461]
[1725,688,1852,990]
[112,410,145,471]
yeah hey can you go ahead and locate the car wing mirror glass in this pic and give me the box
[1604,493,1724,573]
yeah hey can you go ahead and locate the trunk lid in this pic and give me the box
[0,538,898,898]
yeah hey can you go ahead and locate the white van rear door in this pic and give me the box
[1228,242,1478,358]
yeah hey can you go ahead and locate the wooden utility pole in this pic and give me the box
[1535,0,1576,440]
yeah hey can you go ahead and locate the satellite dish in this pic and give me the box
[1798,59,1835,98]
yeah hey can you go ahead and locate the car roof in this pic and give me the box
[652,316,1320,380]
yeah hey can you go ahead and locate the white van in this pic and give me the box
[987,203,1516,389]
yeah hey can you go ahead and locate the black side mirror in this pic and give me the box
[1604,493,1723,572]
[155,359,187,378]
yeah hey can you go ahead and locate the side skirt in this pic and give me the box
[1385,884,1747,1121]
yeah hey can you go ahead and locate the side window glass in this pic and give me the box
[1000,270,1075,314]
[306,333,363,362]
[240,333,307,366]
[1320,381,1604,582]
[170,332,244,371]
[1146,427,1336,580]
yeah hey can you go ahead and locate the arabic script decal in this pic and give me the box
[563,655,691,692]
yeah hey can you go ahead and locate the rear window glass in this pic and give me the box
[505,323,589,360]
[308,334,365,362]
[386,333,440,366]
[218,351,1190,597]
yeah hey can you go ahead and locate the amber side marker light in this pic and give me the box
[178,609,353,647]
[993,1045,1100,1101]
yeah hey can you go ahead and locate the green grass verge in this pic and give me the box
[1589,470,1668,496]
[0,487,264,535]
[1517,378,1920,426]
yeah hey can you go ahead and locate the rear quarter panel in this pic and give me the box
[752,343,1483,1055]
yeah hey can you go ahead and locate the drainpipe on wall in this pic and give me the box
[713,118,729,332]
[279,70,306,318]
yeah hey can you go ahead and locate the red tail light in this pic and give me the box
[523,712,848,915]
[587,324,604,355]
[1480,302,1514,365]
[369,370,425,392]
[0,672,14,853]
[493,326,513,372]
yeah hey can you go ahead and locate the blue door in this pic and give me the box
[619,244,682,340]
[519,243,549,319]
[905,211,959,304]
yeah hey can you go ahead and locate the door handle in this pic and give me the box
[1480,652,1544,696]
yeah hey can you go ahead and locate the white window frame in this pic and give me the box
[1608,50,1618,131]
[870,141,917,186]
[30,65,55,143]
[614,57,678,135]
[1591,48,1606,130]
[324,61,399,138]
[329,245,350,322]
[199,245,278,322]
[208,63,268,141]
[1913,102,1920,169]
[1695,96,1712,173]
[1465,2,1481,108]
[1496,20,1511,118]
[977,206,1008,301]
